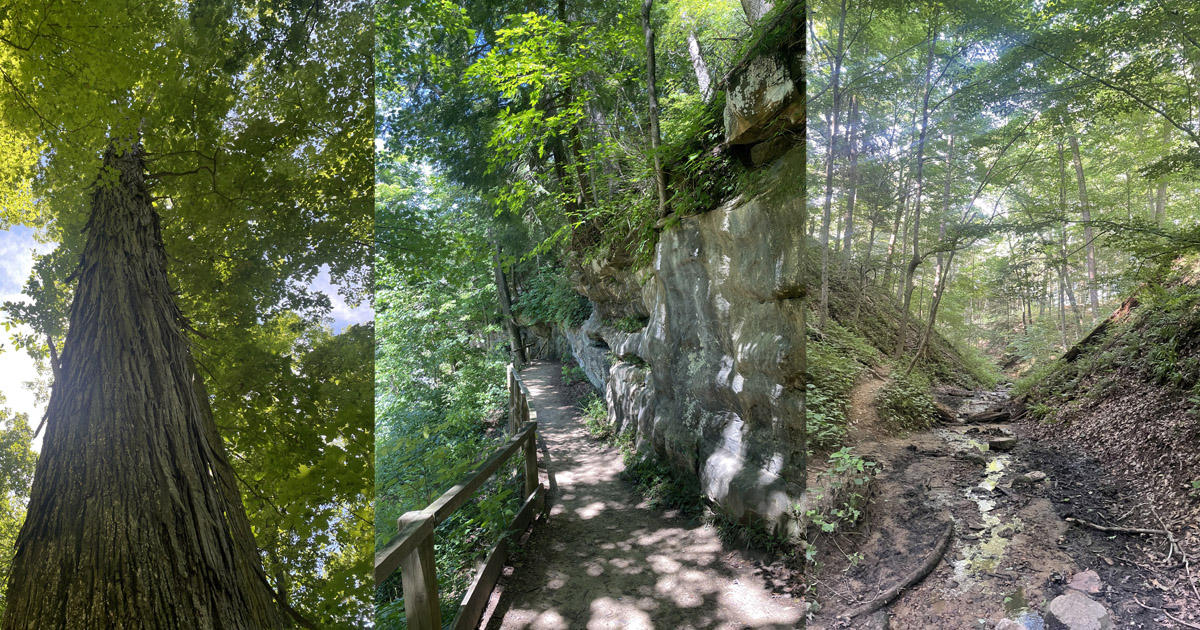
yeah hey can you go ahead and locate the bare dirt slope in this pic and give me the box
[479,361,804,630]
[807,375,1199,629]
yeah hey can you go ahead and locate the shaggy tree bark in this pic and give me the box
[2,144,292,629]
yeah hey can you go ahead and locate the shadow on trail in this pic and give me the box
[481,362,802,630]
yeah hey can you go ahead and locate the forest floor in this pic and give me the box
[807,373,1200,629]
[478,361,804,630]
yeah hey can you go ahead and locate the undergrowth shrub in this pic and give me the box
[514,267,591,328]
[957,342,1004,389]
[805,339,864,452]
[803,447,876,539]
[561,364,588,386]
[620,456,704,519]
[877,369,936,430]
[580,392,609,439]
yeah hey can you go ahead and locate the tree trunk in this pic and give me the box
[895,25,938,358]
[852,204,879,324]
[740,0,774,25]
[841,93,860,272]
[818,0,847,330]
[1068,135,1100,320]
[686,30,713,103]
[882,173,908,293]
[932,132,954,317]
[3,144,291,629]
[493,245,526,368]
[1057,142,1083,334]
[1154,181,1166,225]
[642,0,668,217]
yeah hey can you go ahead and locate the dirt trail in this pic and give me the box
[479,362,804,630]
[808,374,1198,629]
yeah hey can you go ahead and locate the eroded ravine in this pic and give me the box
[809,378,1188,629]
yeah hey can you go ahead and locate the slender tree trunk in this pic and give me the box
[1125,173,1132,222]
[686,30,713,103]
[642,0,668,217]
[932,133,954,317]
[1058,271,1069,350]
[895,25,938,358]
[853,204,879,325]
[818,0,847,330]
[906,133,955,374]
[882,174,907,293]
[883,109,918,293]
[1057,142,1083,334]
[493,245,526,367]
[1154,181,1167,225]
[1068,135,1100,320]
[841,93,860,272]
[3,144,291,629]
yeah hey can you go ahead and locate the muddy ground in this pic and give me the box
[805,375,1200,629]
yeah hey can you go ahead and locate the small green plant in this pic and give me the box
[802,447,876,539]
[1190,479,1200,498]
[620,456,704,518]
[579,392,609,439]
[1028,401,1054,421]
[611,315,645,333]
[561,364,588,386]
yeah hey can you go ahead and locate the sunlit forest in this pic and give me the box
[375,0,798,626]
[804,0,1200,626]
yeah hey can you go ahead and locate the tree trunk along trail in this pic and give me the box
[817,0,847,331]
[643,0,668,217]
[2,144,291,629]
[1068,135,1100,320]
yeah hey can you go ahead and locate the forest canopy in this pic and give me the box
[807,0,1200,368]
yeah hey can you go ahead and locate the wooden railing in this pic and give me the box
[375,364,543,630]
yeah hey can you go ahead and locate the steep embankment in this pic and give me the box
[799,255,1200,628]
[1018,254,1200,526]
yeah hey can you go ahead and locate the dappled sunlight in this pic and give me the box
[587,598,653,630]
[575,501,608,519]
[484,362,803,630]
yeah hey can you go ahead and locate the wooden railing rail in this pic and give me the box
[376,364,543,630]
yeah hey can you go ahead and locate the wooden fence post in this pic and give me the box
[399,513,441,630]
[523,429,538,499]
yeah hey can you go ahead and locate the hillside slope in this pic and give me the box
[1017,254,1200,524]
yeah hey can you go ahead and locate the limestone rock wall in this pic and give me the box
[561,147,805,536]
[555,22,806,535]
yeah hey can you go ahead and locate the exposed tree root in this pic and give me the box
[841,520,955,619]
[1065,516,1168,536]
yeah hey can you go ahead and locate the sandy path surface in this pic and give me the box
[480,362,804,630]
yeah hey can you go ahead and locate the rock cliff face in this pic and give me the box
[569,151,805,537]
[555,16,805,535]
